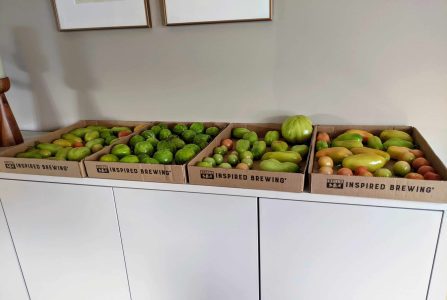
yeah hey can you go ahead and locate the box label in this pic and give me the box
[325,178,436,194]
[199,170,288,184]
[4,161,69,172]
[94,165,172,176]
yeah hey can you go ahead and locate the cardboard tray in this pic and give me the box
[187,123,315,193]
[0,120,148,178]
[309,125,447,203]
[84,122,229,184]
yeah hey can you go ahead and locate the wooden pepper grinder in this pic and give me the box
[0,56,23,146]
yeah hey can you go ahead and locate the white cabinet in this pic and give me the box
[0,181,130,300]
[259,197,443,300]
[114,188,259,300]
[0,202,29,300]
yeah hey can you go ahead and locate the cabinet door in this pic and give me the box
[0,180,130,300]
[114,188,259,300]
[260,198,443,300]
[0,202,29,300]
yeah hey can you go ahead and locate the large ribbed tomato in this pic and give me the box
[281,115,313,144]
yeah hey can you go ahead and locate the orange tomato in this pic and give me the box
[317,132,331,143]
[222,139,233,150]
[405,173,424,180]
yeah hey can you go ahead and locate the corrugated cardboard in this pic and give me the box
[0,120,148,178]
[309,125,447,203]
[188,123,314,193]
[85,122,229,183]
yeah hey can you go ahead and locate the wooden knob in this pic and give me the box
[0,77,23,147]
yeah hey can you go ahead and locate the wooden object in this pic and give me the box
[0,77,23,147]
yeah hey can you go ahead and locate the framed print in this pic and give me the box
[161,0,272,26]
[52,0,151,31]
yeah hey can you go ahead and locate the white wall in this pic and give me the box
[0,0,446,161]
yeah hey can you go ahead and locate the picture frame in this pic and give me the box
[161,0,273,26]
[52,0,152,31]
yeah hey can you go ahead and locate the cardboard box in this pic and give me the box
[84,122,229,183]
[0,120,148,178]
[309,125,447,203]
[188,123,314,193]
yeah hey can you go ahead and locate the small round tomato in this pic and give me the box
[354,166,369,176]
[417,165,435,175]
[221,139,233,150]
[337,168,353,176]
[317,132,331,143]
[318,156,334,168]
[405,172,424,180]
[235,163,249,170]
[412,157,430,170]
[374,168,393,178]
[319,166,334,175]
[424,172,442,181]
[409,149,424,158]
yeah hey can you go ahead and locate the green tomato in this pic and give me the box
[111,144,131,158]
[213,154,224,165]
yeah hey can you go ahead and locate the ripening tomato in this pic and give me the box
[221,139,233,150]
[317,132,331,143]
[73,141,84,148]
[118,131,132,138]
[354,166,369,176]
[337,168,353,176]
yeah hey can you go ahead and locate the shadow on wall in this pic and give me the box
[13,26,61,130]
[56,32,103,121]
